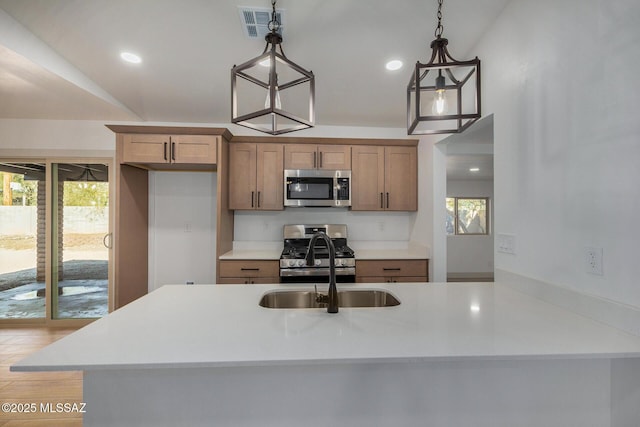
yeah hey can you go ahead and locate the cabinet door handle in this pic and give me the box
[380,193,384,209]
[241,268,260,271]
[171,141,176,161]
[251,191,255,208]
[383,268,401,271]
[257,191,261,208]
[163,142,168,161]
[386,192,390,209]
[319,152,323,168]
[313,152,317,168]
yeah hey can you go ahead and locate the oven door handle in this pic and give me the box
[279,267,356,277]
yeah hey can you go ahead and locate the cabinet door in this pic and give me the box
[172,135,218,164]
[256,144,284,210]
[284,144,317,169]
[317,145,351,169]
[229,143,257,210]
[385,146,417,211]
[122,134,169,164]
[351,146,385,210]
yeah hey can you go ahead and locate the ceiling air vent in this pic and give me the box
[237,6,284,39]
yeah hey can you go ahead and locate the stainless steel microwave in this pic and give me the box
[284,169,351,207]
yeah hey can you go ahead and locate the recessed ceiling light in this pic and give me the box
[385,60,403,71]
[469,167,480,172]
[120,52,142,64]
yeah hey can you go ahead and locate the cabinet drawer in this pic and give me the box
[356,276,427,283]
[218,277,280,285]
[219,260,279,278]
[356,260,428,277]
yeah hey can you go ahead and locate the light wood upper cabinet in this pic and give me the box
[229,143,284,210]
[284,144,351,170]
[122,134,217,165]
[351,145,417,211]
[384,146,417,211]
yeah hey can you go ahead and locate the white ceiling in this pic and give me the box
[0,0,510,127]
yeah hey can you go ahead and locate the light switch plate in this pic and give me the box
[497,233,516,255]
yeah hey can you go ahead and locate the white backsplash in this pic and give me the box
[233,208,413,242]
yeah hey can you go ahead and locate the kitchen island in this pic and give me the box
[12,282,640,426]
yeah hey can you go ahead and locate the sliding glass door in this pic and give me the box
[0,160,111,322]
[0,163,46,320]
[51,163,110,319]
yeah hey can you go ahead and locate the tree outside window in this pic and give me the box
[446,197,489,235]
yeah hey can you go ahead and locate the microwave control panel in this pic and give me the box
[336,178,350,201]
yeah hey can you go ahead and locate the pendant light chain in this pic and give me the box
[434,0,444,39]
[268,0,280,33]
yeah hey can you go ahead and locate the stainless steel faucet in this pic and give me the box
[305,231,339,313]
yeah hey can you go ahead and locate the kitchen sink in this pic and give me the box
[259,289,400,309]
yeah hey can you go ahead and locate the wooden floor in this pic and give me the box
[0,327,83,427]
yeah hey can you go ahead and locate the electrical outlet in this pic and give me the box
[585,247,603,275]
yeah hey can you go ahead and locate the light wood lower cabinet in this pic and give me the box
[218,260,280,284]
[356,259,428,283]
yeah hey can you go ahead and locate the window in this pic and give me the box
[446,197,489,235]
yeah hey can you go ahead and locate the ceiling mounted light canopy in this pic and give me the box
[407,0,481,135]
[231,0,315,135]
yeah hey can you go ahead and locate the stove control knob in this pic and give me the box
[314,259,322,266]
[297,260,305,267]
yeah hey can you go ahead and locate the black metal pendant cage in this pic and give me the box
[407,36,481,135]
[231,31,315,135]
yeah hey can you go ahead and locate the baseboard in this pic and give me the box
[447,272,494,282]
[496,269,640,337]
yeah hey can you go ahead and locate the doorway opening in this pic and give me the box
[438,115,495,282]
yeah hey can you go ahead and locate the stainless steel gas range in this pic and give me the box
[279,224,356,283]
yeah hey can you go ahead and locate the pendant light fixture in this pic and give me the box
[407,0,481,135]
[231,0,315,135]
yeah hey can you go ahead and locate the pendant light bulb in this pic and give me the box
[432,74,448,115]
[265,86,282,109]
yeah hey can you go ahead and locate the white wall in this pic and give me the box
[447,179,494,276]
[233,209,413,245]
[478,0,640,308]
[148,171,217,290]
[0,119,114,156]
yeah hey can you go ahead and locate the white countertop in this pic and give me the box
[13,283,640,372]
[218,249,281,260]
